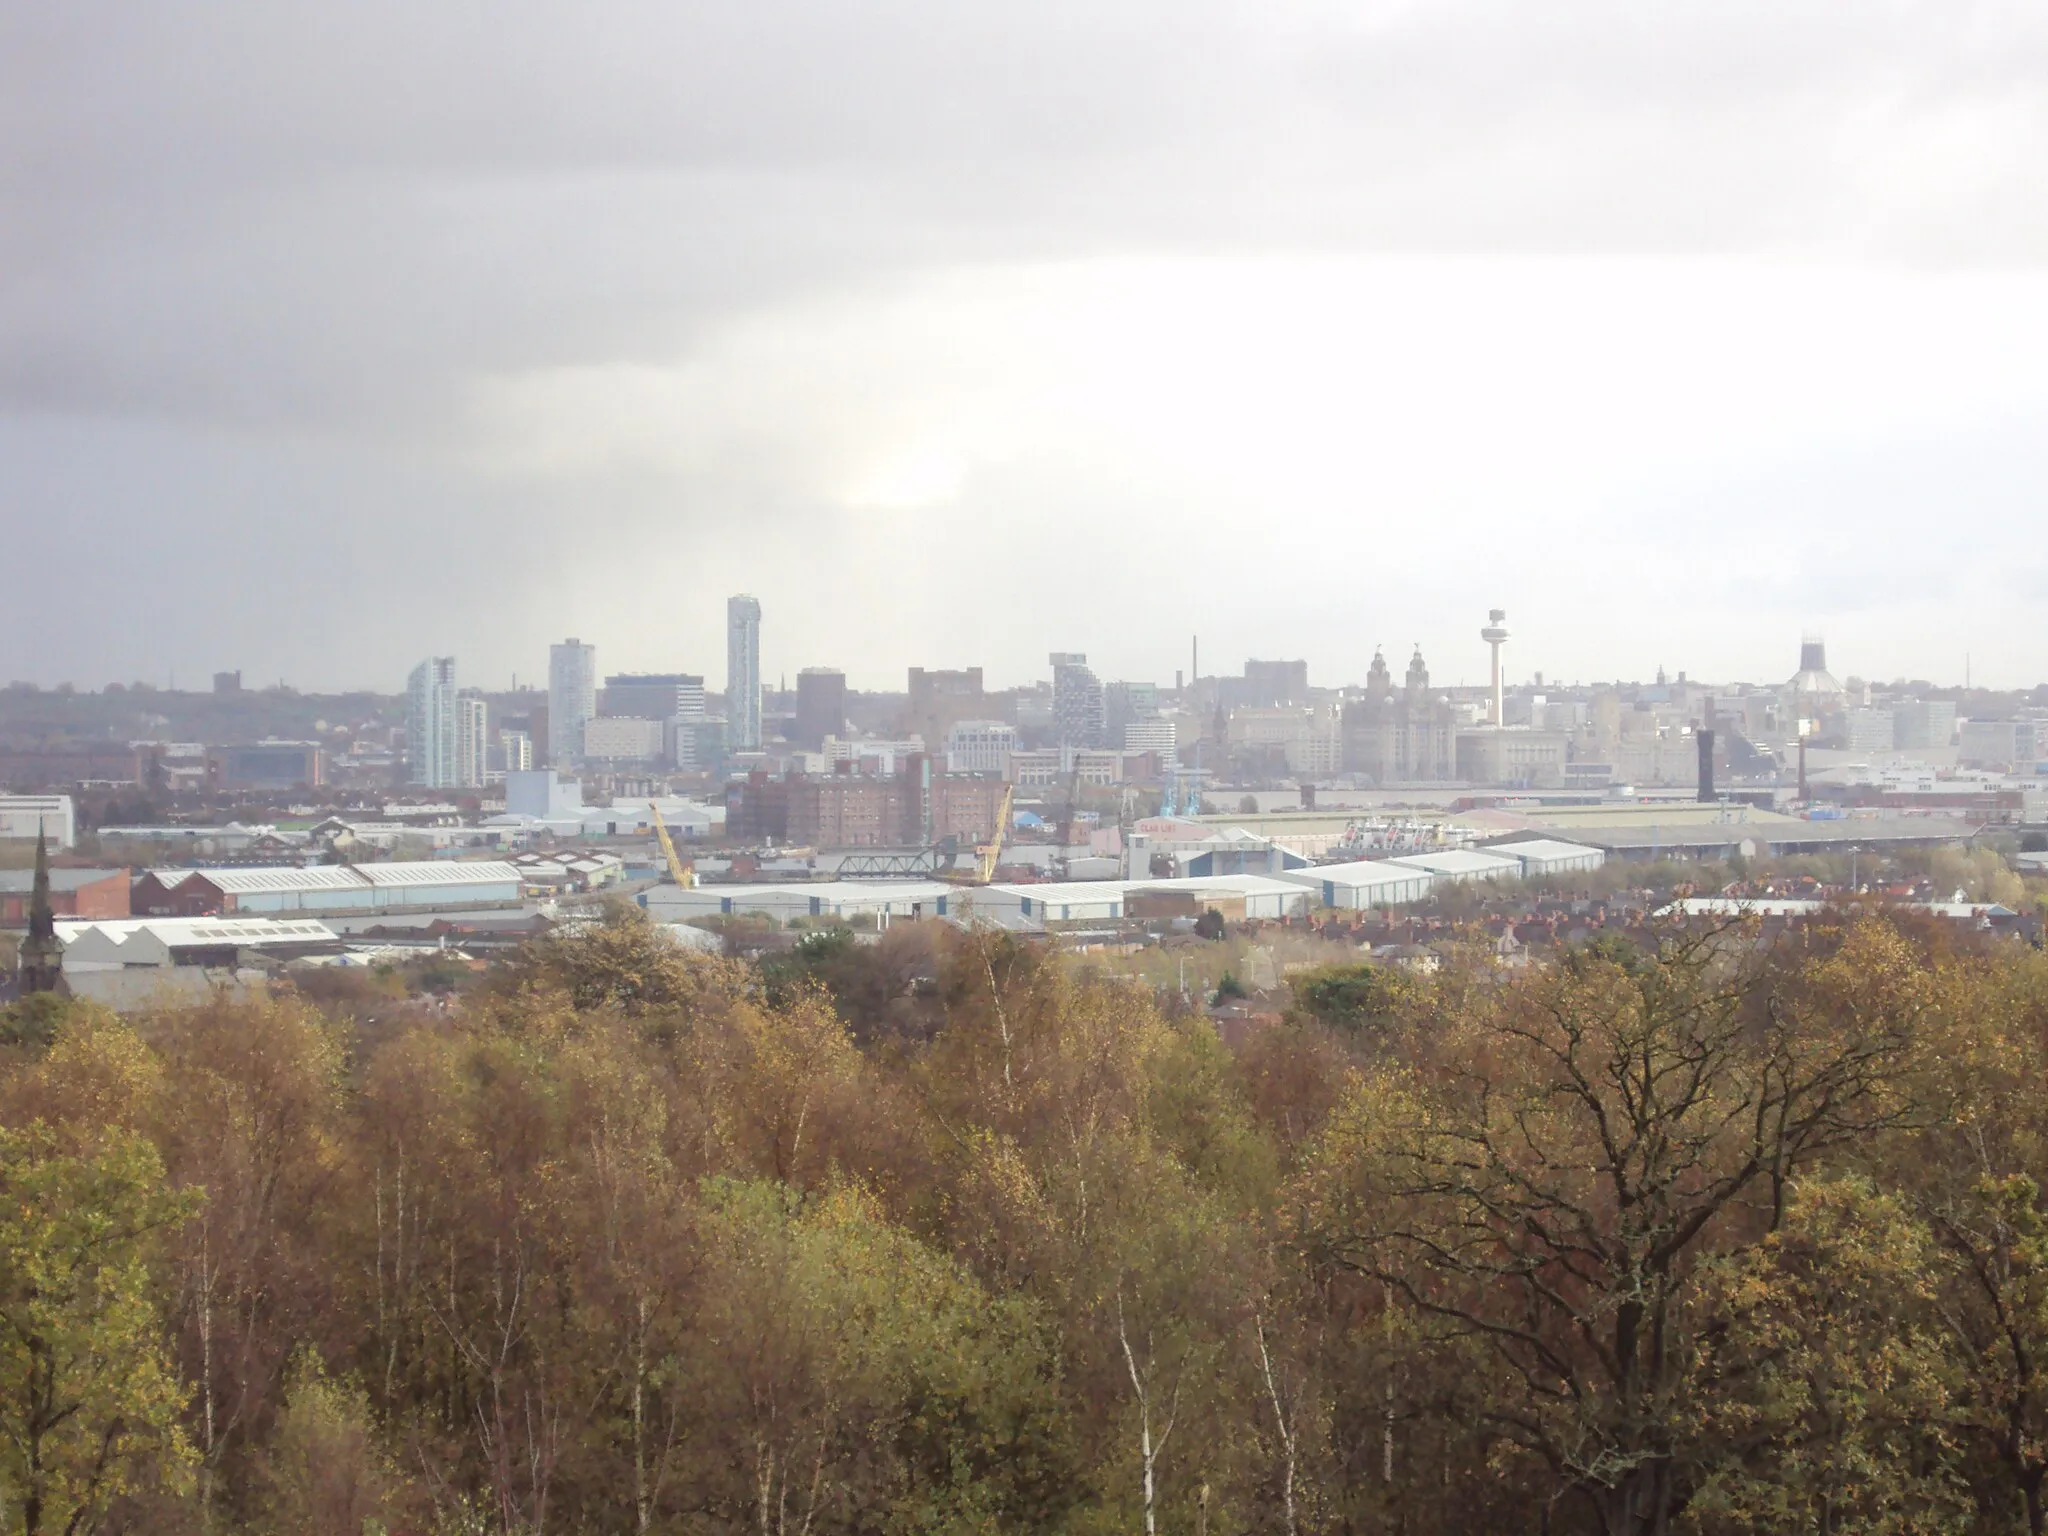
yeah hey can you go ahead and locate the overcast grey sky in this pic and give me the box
[5,1,2047,693]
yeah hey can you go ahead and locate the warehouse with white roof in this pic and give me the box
[642,880,956,924]
[1275,860,1437,911]
[135,861,523,917]
[58,917,341,971]
[1484,837,1606,877]
[1383,848,1525,883]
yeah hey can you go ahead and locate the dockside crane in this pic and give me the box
[650,802,696,887]
[973,783,1015,884]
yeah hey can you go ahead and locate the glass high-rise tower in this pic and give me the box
[727,595,762,750]
[407,657,459,786]
[549,638,597,766]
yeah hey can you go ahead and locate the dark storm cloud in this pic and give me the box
[9,1,2045,428]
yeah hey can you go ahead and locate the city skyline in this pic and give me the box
[6,622,2018,703]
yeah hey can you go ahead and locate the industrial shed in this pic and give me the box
[642,880,954,924]
[1485,838,1606,877]
[57,917,341,971]
[1384,848,1526,884]
[1275,859,1437,910]
[140,861,523,917]
[1122,874,1313,922]
[970,882,1127,928]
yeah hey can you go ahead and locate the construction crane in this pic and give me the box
[649,802,696,887]
[973,783,1015,884]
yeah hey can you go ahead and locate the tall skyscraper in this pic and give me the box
[456,691,489,788]
[727,595,762,750]
[549,638,598,766]
[407,657,459,787]
[1051,652,1107,749]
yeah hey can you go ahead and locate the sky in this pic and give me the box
[5,1,2048,695]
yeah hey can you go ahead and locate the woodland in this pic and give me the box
[4,907,2048,1536]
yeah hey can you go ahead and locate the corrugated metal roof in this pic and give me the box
[177,866,369,893]
[1129,874,1310,899]
[58,917,338,945]
[357,861,520,887]
[1283,860,1435,888]
[1488,838,1603,862]
[1387,850,1524,877]
[980,881,1126,905]
[150,861,521,895]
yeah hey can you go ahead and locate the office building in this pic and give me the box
[1051,653,1107,748]
[1893,700,1958,750]
[549,639,598,766]
[907,666,988,748]
[727,596,763,750]
[499,729,533,773]
[1842,709,1896,756]
[602,673,705,721]
[406,657,461,788]
[1122,719,1177,763]
[1106,680,1161,736]
[211,741,326,789]
[582,717,666,763]
[1959,720,2040,770]
[946,720,1017,774]
[794,668,848,751]
[1242,659,1309,707]
[672,716,728,775]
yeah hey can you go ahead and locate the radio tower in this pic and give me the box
[1480,609,1510,727]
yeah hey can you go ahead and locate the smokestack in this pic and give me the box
[1697,729,1716,803]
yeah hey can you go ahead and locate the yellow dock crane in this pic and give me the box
[973,783,1015,884]
[650,801,696,887]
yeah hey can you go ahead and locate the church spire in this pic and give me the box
[18,829,62,995]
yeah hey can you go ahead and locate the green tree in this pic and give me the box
[1686,1176,1970,1534]
[252,1352,403,1536]
[1302,922,1931,1535]
[0,1124,196,1535]
[1287,962,1413,1039]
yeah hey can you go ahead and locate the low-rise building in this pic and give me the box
[0,794,76,848]
[0,866,130,925]
[132,860,523,918]
[1482,837,1606,878]
[1275,860,1437,910]
[57,916,342,973]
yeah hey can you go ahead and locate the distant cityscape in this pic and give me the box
[4,594,2046,994]
[3,598,2042,816]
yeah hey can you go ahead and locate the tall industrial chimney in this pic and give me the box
[1480,609,1509,727]
[1697,729,1716,804]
